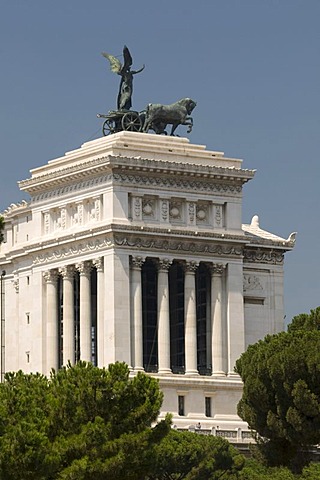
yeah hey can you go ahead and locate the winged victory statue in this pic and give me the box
[102,45,145,111]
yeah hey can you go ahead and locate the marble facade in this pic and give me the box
[0,132,295,439]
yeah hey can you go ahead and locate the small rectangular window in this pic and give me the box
[26,313,30,324]
[178,395,185,416]
[26,276,30,285]
[205,397,211,417]
[26,352,30,363]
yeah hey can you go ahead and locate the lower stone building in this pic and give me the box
[0,132,295,441]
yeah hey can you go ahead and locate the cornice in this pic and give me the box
[2,223,288,266]
[19,154,255,196]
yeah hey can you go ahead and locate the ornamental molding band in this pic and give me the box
[25,171,244,207]
[112,173,243,196]
[243,248,284,265]
[30,174,112,203]
[32,237,114,265]
[114,234,244,257]
[18,153,254,198]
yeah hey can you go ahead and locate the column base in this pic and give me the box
[158,368,172,375]
[185,369,199,376]
[212,371,227,377]
[227,372,241,378]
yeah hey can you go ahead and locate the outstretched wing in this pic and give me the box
[101,52,122,74]
[123,45,133,70]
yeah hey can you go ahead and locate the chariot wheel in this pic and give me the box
[121,112,142,132]
[102,118,116,136]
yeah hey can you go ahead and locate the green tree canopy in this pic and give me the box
[0,362,171,480]
[235,314,320,471]
[150,429,244,480]
[288,307,320,333]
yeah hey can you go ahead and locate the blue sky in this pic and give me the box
[0,1,319,324]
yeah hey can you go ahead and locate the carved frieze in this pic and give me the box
[30,173,112,203]
[114,234,243,257]
[244,249,284,265]
[113,173,242,196]
[32,237,113,264]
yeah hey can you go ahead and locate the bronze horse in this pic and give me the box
[143,98,196,136]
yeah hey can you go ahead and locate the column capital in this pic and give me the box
[130,256,145,270]
[157,258,172,272]
[209,263,226,276]
[184,261,198,274]
[43,269,59,284]
[92,257,104,272]
[76,261,92,276]
[59,265,75,280]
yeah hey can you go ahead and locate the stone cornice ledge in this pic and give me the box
[145,373,243,390]
[18,154,255,194]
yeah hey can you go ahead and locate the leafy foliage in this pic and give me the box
[235,312,320,471]
[150,429,244,480]
[0,362,170,480]
[288,307,320,333]
[239,458,320,479]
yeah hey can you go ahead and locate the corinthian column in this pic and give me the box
[77,261,92,362]
[130,256,144,371]
[93,257,104,367]
[43,269,59,375]
[60,265,75,366]
[157,258,172,374]
[210,264,226,376]
[184,261,198,375]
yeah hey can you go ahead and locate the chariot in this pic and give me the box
[97,110,145,136]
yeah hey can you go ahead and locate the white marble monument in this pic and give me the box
[0,132,295,441]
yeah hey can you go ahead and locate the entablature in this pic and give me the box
[18,154,255,197]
